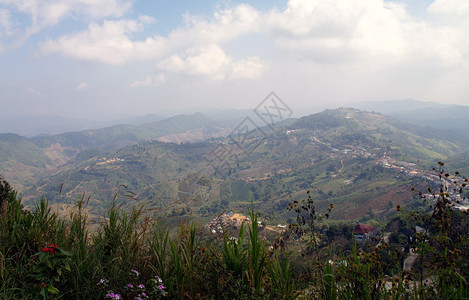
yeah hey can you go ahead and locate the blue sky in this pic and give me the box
[1,0,468,119]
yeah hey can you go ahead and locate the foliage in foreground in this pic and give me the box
[0,167,468,299]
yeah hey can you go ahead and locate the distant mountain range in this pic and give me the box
[2,106,468,222]
[0,109,255,137]
[3,99,467,139]
[0,113,232,189]
[355,99,469,138]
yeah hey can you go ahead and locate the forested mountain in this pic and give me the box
[3,107,466,222]
[0,113,231,189]
[355,99,469,139]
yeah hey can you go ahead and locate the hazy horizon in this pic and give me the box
[1,97,464,121]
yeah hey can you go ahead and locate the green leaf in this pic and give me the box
[64,264,71,272]
[60,249,73,257]
[40,288,48,300]
[47,285,60,295]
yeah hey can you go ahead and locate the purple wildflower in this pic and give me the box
[138,284,145,289]
[105,290,121,299]
[127,283,134,288]
[158,285,165,291]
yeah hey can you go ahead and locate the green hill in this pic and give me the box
[31,112,223,150]
[0,133,54,189]
[17,108,469,221]
[355,99,469,139]
[0,113,229,189]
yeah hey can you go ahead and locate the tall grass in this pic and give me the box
[1,183,468,299]
[148,223,169,283]
[222,222,247,279]
[248,209,267,295]
[268,250,294,299]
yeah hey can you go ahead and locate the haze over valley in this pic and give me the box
[2,99,469,221]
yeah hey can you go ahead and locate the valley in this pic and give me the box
[2,105,468,225]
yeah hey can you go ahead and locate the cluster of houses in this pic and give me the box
[378,154,469,212]
[330,145,375,159]
[378,155,420,175]
[205,211,252,234]
[377,154,448,184]
[206,211,380,243]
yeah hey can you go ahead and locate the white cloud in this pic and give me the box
[155,73,166,83]
[39,18,168,64]
[75,82,89,91]
[129,75,152,88]
[38,0,466,69]
[428,0,469,22]
[157,44,267,81]
[37,3,262,66]
[265,0,466,67]
[0,8,17,52]
[0,0,133,50]
[267,1,403,62]
[168,4,261,47]
[230,56,268,80]
[0,0,132,27]
[427,0,469,63]
[0,8,13,35]
[158,44,231,80]
[3,0,469,70]
[129,74,165,88]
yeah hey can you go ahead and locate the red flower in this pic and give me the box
[42,243,59,254]
[42,247,52,254]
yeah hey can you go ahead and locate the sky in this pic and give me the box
[0,0,468,120]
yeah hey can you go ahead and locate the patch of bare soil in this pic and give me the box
[157,127,231,144]
[347,184,418,219]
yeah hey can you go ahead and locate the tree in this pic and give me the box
[0,175,14,210]
[326,164,336,174]
[410,163,469,297]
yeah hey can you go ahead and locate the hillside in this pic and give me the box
[447,151,469,176]
[0,113,231,189]
[355,99,469,140]
[31,112,225,150]
[15,108,469,221]
[0,133,54,189]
